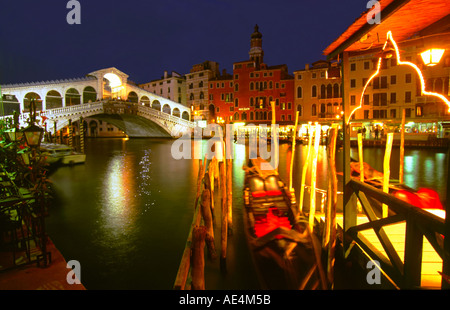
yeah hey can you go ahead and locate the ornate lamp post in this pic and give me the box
[21,99,49,267]
[22,99,44,148]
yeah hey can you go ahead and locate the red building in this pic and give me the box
[209,25,295,126]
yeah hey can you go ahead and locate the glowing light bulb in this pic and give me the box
[420,48,445,66]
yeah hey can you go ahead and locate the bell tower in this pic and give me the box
[249,24,264,68]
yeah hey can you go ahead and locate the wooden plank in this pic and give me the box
[333,214,443,289]
[404,213,423,288]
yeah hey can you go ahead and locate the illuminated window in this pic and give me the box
[416,105,423,117]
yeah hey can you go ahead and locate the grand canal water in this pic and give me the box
[46,137,448,290]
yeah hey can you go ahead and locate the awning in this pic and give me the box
[323,0,450,58]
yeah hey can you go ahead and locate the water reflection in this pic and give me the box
[46,138,447,289]
[101,153,137,236]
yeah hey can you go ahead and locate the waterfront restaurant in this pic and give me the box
[323,0,450,289]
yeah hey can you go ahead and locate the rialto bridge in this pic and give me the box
[0,67,194,137]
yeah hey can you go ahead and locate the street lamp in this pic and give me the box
[5,128,22,143]
[21,99,44,148]
[420,48,445,66]
[21,123,44,148]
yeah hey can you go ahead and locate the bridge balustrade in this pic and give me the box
[1,100,194,130]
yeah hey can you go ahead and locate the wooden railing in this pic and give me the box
[343,178,447,289]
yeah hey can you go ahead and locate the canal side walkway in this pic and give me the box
[0,238,85,290]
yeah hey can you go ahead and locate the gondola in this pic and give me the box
[242,158,328,290]
[350,161,443,210]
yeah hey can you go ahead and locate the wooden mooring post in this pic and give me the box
[325,127,338,287]
[382,133,394,218]
[309,124,321,231]
[68,119,73,148]
[174,154,231,289]
[399,108,406,184]
[220,160,228,273]
[79,116,85,153]
[226,158,233,234]
[299,123,313,213]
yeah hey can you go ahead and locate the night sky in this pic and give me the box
[0,0,367,85]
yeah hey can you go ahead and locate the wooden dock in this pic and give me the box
[317,210,445,289]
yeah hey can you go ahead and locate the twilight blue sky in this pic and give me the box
[0,0,367,85]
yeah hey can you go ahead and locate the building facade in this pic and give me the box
[294,60,342,124]
[208,25,295,127]
[324,7,450,138]
[186,61,221,122]
[139,71,187,107]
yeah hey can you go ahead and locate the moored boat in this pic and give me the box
[350,161,444,211]
[40,143,86,166]
[242,158,327,290]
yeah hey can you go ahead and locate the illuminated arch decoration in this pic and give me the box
[347,30,450,125]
